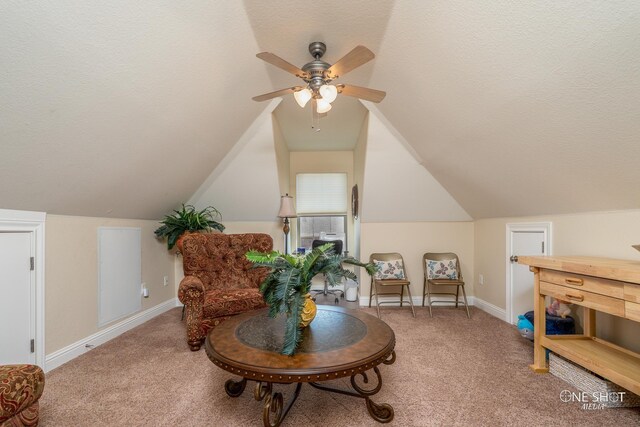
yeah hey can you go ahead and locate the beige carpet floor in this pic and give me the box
[40,306,639,426]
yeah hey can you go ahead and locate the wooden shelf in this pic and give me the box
[541,335,640,395]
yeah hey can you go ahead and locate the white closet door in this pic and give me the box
[0,232,34,364]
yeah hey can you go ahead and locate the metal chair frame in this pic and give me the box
[422,252,470,318]
[368,252,416,318]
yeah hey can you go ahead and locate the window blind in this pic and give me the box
[296,173,347,214]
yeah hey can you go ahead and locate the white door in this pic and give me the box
[0,232,35,364]
[508,228,548,324]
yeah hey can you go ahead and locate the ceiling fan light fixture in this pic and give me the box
[294,88,312,108]
[316,98,332,114]
[319,84,338,103]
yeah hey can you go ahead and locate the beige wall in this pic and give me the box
[474,209,640,352]
[46,215,175,354]
[352,113,369,261]
[272,114,290,196]
[360,221,475,301]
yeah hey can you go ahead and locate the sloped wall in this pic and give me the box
[188,101,283,221]
[361,109,472,222]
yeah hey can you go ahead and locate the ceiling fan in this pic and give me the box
[252,42,386,114]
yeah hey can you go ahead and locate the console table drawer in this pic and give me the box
[627,302,640,322]
[625,284,640,303]
[540,270,624,299]
[540,281,625,317]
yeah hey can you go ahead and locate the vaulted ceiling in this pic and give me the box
[1,1,639,219]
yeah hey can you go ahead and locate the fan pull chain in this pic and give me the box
[311,100,320,132]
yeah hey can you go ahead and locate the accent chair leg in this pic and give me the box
[374,281,382,319]
[426,280,433,317]
[369,279,374,308]
[405,285,416,318]
[400,286,404,307]
[461,286,470,318]
[455,286,460,308]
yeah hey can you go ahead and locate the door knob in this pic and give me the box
[510,255,519,263]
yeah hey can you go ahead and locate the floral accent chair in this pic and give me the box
[178,233,272,351]
[422,252,470,318]
[0,364,45,427]
[368,252,416,319]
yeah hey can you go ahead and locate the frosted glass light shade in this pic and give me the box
[319,84,338,103]
[294,88,312,108]
[316,98,332,113]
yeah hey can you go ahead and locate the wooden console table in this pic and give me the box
[518,256,640,395]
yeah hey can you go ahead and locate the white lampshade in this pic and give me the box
[277,194,297,218]
[319,84,338,103]
[316,98,332,114]
[293,88,312,108]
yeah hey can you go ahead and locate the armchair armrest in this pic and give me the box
[0,364,45,422]
[178,276,207,351]
[178,276,205,304]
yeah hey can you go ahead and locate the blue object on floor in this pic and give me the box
[523,310,575,335]
[517,315,534,340]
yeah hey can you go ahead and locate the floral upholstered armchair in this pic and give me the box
[178,233,272,351]
[0,364,45,427]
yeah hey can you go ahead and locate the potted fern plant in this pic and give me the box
[246,243,375,356]
[154,204,225,250]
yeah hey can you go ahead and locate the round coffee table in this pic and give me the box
[204,305,396,426]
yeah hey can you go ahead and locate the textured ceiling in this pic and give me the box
[1,1,639,219]
[273,97,368,151]
[0,2,268,218]
[369,1,640,218]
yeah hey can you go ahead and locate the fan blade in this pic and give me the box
[325,46,375,80]
[252,86,303,102]
[256,52,309,79]
[336,84,386,103]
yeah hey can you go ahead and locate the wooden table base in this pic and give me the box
[223,351,396,427]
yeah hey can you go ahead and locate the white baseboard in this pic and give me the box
[468,297,507,322]
[358,295,476,307]
[358,295,508,321]
[45,298,178,372]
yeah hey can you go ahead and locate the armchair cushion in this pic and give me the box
[0,364,45,427]
[203,288,266,318]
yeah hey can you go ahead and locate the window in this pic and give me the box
[296,173,348,253]
[297,216,346,251]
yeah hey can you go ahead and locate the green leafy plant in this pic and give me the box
[246,244,376,355]
[154,204,225,250]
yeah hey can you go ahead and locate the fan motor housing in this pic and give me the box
[302,42,332,87]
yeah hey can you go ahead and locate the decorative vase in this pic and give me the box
[299,293,317,328]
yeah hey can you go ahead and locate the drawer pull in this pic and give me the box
[565,278,583,286]
[565,294,584,302]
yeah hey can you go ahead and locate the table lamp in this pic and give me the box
[277,194,297,254]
